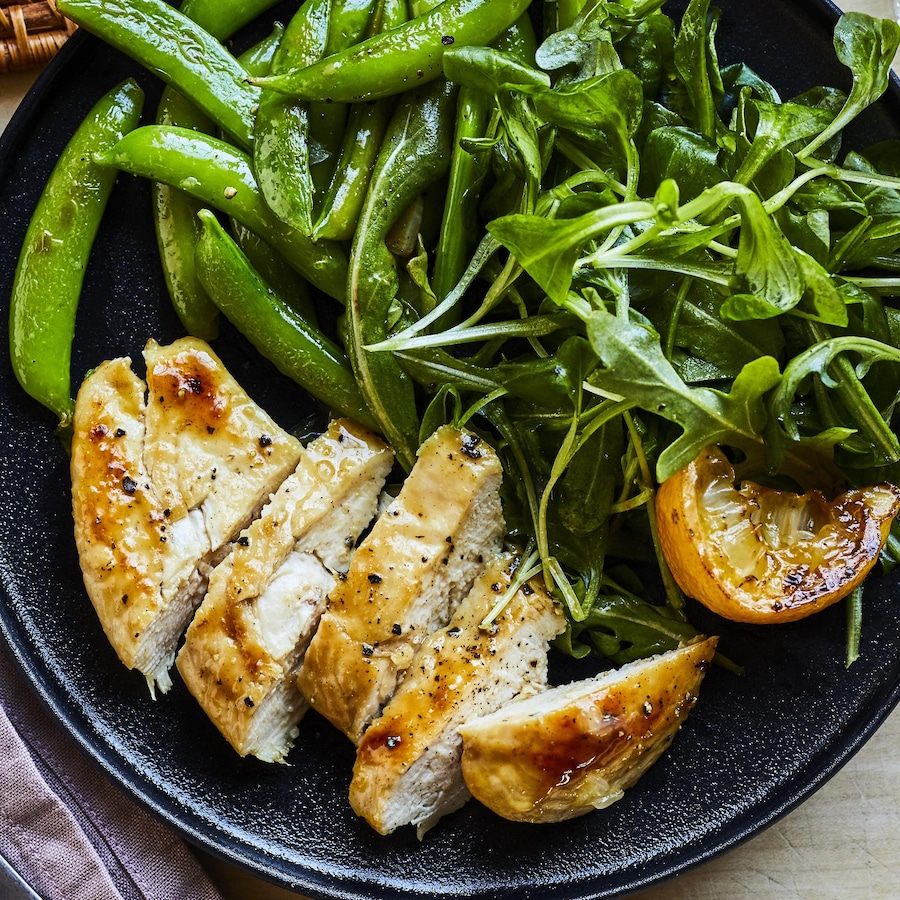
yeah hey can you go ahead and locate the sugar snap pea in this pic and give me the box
[432,14,537,302]
[305,0,381,201]
[232,25,317,323]
[153,14,287,340]
[178,0,282,41]
[230,222,314,320]
[9,79,144,431]
[312,0,409,241]
[252,0,532,102]
[153,88,220,340]
[194,210,375,430]
[347,77,458,470]
[56,0,259,151]
[254,0,332,234]
[94,126,348,302]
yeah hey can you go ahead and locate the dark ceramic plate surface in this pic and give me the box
[1,1,899,897]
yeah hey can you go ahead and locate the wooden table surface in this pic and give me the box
[2,2,899,898]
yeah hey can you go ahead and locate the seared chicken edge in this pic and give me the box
[458,636,718,824]
[71,337,303,695]
[177,419,393,761]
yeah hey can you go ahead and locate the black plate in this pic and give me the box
[1,1,899,897]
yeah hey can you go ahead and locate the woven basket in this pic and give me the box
[0,0,75,74]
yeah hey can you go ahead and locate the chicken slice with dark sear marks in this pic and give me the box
[458,636,719,823]
[71,337,303,695]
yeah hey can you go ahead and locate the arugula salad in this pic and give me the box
[375,0,900,663]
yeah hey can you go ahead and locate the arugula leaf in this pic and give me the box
[585,306,782,479]
[732,189,805,312]
[799,13,900,160]
[555,584,699,663]
[672,0,721,139]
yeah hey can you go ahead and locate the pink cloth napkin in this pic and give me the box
[0,648,224,900]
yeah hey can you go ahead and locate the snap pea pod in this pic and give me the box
[153,88,220,339]
[252,0,532,102]
[312,0,409,241]
[233,31,317,322]
[152,29,318,327]
[9,79,144,431]
[432,14,537,302]
[254,0,332,234]
[229,222,313,320]
[194,209,376,430]
[56,0,259,151]
[94,126,348,302]
[347,77,458,470]
[141,0,286,340]
[178,0,282,40]
[306,0,380,199]
[431,87,491,302]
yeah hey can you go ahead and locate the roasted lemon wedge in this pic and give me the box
[656,445,900,624]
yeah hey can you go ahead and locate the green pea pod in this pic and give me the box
[154,21,287,340]
[252,0,532,102]
[194,209,375,429]
[347,78,458,470]
[236,20,285,71]
[312,0,409,241]
[235,25,318,323]
[179,0,282,40]
[231,221,314,320]
[56,0,259,150]
[95,126,348,301]
[432,14,537,303]
[153,89,220,339]
[254,0,332,234]
[306,0,379,201]
[430,88,490,302]
[10,79,144,431]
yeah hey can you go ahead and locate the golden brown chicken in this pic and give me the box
[177,419,393,761]
[297,425,505,745]
[350,552,566,836]
[458,637,718,823]
[70,337,302,694]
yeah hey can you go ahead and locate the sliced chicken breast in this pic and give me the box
[350,553,566,836]
[71,337,303,695]
[176,419,393,762]
[297,425,505,745]
[458,636,719,823]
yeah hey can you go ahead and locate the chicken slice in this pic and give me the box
[458,636,719,823]
[176,419,393,762]
[350,553,566,837]
[71,337,303,695]
[297,425,505,745]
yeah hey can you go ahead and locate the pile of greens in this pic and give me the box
[370,0,900,663]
